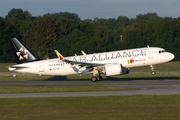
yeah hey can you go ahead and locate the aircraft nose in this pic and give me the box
[169,53,175,61]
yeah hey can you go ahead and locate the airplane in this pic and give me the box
[8,37,175,82]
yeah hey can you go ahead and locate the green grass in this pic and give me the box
[0,62,180,120]
[0,61,180,80]
[0,95,180,120]
[0,63,14,72]
[0,86,139,93]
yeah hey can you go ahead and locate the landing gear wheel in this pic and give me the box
[97,76,102,81]
[150,65,156,75]
[151,71,156,75]
[91,76,97,82]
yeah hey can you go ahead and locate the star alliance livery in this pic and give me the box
[8,38,175,82]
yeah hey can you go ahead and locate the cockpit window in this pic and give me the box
[159,50,167,54]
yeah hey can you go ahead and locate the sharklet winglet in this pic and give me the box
[54,50,64,60]
[81,50,86,55]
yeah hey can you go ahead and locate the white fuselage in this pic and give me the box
[9,47,175,76]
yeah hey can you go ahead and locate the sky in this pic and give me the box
[1,0,180,20]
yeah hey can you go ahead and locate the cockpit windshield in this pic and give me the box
[159,50,167,53]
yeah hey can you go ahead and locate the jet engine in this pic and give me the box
[102,64,129,76]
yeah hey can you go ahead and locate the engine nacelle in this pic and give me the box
[102,64,129,76]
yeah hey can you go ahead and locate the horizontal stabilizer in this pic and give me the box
[8,66,29,71]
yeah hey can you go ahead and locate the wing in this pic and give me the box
[63,59,104,67]
[54,50,105,72]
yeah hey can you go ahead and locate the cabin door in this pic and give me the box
[39,62,45,72]
[148,49,154,59]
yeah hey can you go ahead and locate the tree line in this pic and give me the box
[0,8,180,63]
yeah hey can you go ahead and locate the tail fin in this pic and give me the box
[8,37,40,64]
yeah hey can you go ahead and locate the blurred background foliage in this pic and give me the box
[0,8,180,62]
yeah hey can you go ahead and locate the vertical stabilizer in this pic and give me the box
[8,38,40,64]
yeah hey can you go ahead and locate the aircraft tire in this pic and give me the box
[97,76,102,81]
[92,76,97,82]
[151,71,156,75]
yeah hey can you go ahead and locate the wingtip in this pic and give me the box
[81,50,86,55]
[54,50,64,60]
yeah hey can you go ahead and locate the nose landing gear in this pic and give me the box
[150,65,156,75]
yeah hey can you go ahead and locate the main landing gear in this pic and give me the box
[91,73,102,82]
[150,65,156,75]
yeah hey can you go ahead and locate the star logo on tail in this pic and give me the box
[16,47,28,60]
